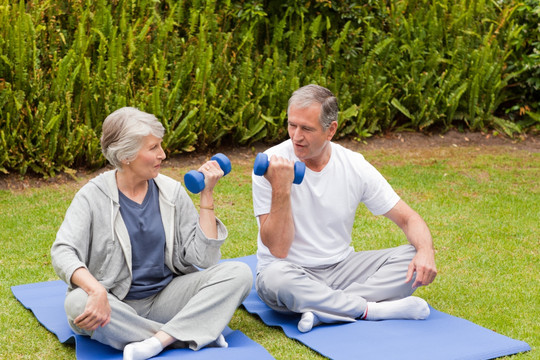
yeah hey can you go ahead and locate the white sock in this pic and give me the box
[298,311,322,333]
[209,334,229,348]
[363,296,430,321]
[123,336,163,360]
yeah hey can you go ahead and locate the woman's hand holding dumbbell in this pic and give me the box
[184,153,231,194]
[197,161,223,193]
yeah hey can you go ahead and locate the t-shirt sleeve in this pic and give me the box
[252,171,272,217]
[359,161,401,216]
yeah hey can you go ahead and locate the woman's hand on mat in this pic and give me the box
[406,249,437,288]
[74,286,111,331]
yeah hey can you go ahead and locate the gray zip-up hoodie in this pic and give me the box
[51,170,227,300]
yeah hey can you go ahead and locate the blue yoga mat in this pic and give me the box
[11,279,274,360]
[12,256,532,360]
[233,255,531,360]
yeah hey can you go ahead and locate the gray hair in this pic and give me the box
[287,84,339,129]
[100,107,165,169]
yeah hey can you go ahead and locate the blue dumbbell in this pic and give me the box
[184,153,231,193]
[253,153,305,184]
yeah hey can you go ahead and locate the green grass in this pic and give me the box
[1,142,538,359]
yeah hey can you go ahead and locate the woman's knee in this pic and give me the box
[64,288,92,335]
[214,261,253,294]
[228,261,253,291]
[64,288,89,320]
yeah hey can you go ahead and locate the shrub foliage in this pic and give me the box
[0,0,538,176]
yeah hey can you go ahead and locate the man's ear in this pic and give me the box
[327,121,338,140]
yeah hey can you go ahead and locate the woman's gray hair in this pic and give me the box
[100,107,165,169]
[287,84,339,129]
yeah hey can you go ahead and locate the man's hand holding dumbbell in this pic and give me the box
[262,155,297,190]
[253,153,305,190]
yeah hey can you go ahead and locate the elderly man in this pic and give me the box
[252,85,437,332]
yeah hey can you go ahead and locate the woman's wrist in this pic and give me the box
[199,190,214,211]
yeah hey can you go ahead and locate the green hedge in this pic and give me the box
[0,0,538,176]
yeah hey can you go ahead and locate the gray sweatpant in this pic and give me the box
[65,261,252,351]
[256,244,417,324]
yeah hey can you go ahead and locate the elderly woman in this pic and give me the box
[51,107,252,360]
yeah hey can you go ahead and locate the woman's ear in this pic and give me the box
[119,158,131,168]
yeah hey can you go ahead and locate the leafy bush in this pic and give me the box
[503,0,540,128]
[0,0,537,176]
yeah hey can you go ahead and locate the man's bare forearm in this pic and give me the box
[259,187,295,258]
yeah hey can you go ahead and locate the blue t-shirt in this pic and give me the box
[119,179,173,300]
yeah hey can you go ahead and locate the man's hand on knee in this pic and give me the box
[406,250,437,288]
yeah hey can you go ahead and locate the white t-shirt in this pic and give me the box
[252,140,400,272]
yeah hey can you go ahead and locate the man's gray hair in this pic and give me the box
[287,84,339,129]
[100,107,165,169]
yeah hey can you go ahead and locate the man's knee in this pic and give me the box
[255,261,304,306]
[257,261,299,290]
[395,244,416,262]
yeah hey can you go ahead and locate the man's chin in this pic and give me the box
[293,146,307,159]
